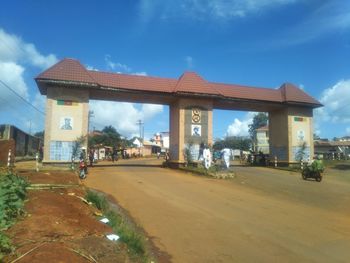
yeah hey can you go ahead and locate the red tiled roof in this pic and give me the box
[280,83,320,105]
[89,71,176,93]
[256,125,269,131]
[35,58,322,107]
[37,58,96,84]
[210,82,283,102]
[174,72,220,96]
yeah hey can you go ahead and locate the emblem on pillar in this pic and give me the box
[192,108,201,123]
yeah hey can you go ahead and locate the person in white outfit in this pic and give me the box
[221,148,231,169]
[203,146,211,169]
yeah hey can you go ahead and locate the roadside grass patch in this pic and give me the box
[0,170,28,260]
[323,160,350,170]
[86,190,148,261]
[179,163,236,179]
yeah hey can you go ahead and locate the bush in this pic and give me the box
[86,190,147,259]
[0,172,28,259]
[85,190,109,211]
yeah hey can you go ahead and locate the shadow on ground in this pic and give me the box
[93,163,163,168]
[332,164,350,170]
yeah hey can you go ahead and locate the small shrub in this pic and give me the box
[0,172,28,259]
[86,190,109,211]
[86,190,147,260]
[0,232,13,259]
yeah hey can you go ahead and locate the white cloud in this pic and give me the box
[185,56,194,69]
[89,101,163,137]
[0,28,57,69]
[270,2,350,47]
[315,80,350,124]
[314,80,350,137]
[226,112,256,137]
[86,65,99,71]
[0,61,28,101]
[132,71,148,76]
[95,56,147,75]
[139,0,297,21]
[201,0,297,18]
[141,104,163,119]
[0,28,56,132]
[346,127,350,134]
[33,92,46,112]
[104,55,131,72]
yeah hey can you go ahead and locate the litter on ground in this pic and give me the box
[100,218,110,224]
[106,234,120,241]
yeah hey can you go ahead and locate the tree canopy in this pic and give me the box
[34,131,44,140]
[213,136,251,151]
[248,113,268,139]
[89,126,122,148]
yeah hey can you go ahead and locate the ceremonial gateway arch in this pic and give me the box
[35,58,322,165]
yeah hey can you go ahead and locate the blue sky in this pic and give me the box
[0,0,350,140]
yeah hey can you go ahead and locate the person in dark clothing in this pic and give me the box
[88,149,94,167]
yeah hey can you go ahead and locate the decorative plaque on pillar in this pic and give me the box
[191,108,201,137]
[192,108,201,124]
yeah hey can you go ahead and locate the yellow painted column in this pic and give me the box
[43,87,89,163]
[269,106,314,163]
[169,98,213,165]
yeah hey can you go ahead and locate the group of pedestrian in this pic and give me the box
[198,144,233,170]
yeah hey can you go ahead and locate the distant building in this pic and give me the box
[161,132,170,149]
[254,125,269,154]
[0,124,41,157]
[152,132,169,150]
[314,140,350,157]
[335,136,350,142]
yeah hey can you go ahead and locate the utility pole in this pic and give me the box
[136,119,144,140]
[88,110,94,132]
[136,119,144,156]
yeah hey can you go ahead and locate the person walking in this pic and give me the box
[88,149,94,167]
[221,147,231,169]
[203,145,211,169]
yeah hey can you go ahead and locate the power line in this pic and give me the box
[0,96,44,124]
[0,79,45,115]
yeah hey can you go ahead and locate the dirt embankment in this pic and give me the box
[4,170,130,263]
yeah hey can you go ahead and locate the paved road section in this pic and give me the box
[84,158,350,263]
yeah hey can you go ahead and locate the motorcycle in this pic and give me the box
[79,159,87,179]
[302,168,323,182]
[301,160,324,182]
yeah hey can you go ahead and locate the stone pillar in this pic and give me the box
[269,106,314,164]
[43,87,89,163]
[169,98,213,165]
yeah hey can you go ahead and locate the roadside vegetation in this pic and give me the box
[86,190,150,262]
[0,170,28,260]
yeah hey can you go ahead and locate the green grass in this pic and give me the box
[323,159,350,169]
[0,170,29,260]
[86,190,148,261]
[179,163,223,177]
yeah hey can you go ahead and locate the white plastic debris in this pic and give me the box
[106,234,120,241]
[100,218,110,224]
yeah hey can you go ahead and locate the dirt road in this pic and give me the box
[84,158,350,263]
